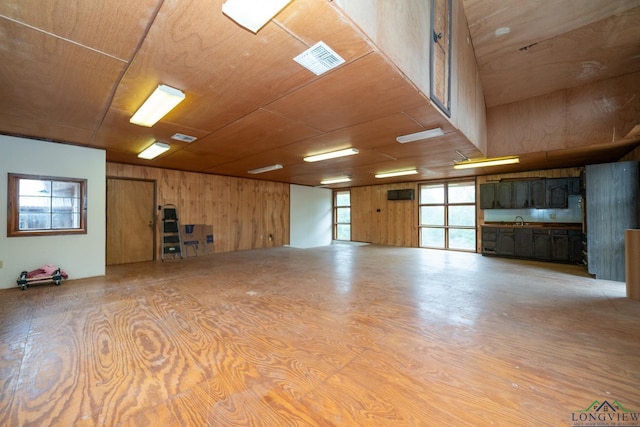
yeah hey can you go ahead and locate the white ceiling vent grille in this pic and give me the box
[171,133,197,143]
[294,41,345,76]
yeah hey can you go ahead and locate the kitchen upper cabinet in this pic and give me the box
[480,184,496,209]
[568,177,581,195]
[496,182,512,208]
[547,178,569,208]
[512,181,530,208]
[530,179,547,208]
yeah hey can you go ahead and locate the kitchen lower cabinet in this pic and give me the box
[551,230,570,261]
[532,230,552,260]
[482,226,583,264]
[496,229,515,256]
[514,228,533,258]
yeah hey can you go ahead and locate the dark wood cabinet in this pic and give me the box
[568,177,581,195]
[547,178,569,208]
[569,230,584,264]
[551,230,570,261]
[482,227,497,253]
[480,184,496,209]
[530,179,546,208]
[512,181,530,208]
[532,229,551,259]
[496,182,512,208]
[497,229,515,256]
[514,228,533,257]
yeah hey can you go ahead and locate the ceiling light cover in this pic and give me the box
[294,41,345,75]
[320,177,351,185]
[222,0,292,33]
[303,148,359,163]
[248,164,283,174]
[138,142,170,160]
[396,127,444,143]
[130,85,185,127]
[453,156,520,170]
[375,170,418,179]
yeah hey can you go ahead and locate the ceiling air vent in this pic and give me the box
[171,133,197,143]
[294,41,345,76]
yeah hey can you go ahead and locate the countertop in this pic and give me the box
[482,222,583,230]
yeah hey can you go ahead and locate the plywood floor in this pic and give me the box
[1,245,639,426]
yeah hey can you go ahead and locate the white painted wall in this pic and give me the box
[289,184,332,248]
[0,135,106,289]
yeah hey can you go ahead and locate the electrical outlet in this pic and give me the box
[549,213,556,219]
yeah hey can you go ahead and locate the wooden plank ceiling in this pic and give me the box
[0,0,639,187]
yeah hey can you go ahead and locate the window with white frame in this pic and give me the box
[419,180,476,251]
[333,190,351,241]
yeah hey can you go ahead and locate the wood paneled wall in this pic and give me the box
[351,183,419,247]
[487,72,640,157]
[106,163,289,259]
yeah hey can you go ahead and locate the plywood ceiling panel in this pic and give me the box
[0,18,126,142]
[265,53,427,132]
[1,0,638,188]
[0,0,160,60]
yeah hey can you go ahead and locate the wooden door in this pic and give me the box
[106,178,155,265]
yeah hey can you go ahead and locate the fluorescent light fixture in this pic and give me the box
[138,142,170,160]
[130,85,185,127]
[248,164,283,174]
[396,127,444,143]
[453,156,520,170]
[303,148,359,163]
[320,177,351,185]
[222,0,292,33]
[375,170,418,179]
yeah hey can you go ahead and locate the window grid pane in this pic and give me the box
[419,180,476,252]
[334,190,351,241]
[10,174,87,236]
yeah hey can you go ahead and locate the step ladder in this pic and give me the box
[161,204,183,260]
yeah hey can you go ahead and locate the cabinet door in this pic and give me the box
[514,228,533,257]
[482,227,497,254]
[531,179,546,208]
[497,229,515,255]
[512,181,530,208]
[551,230,570,261]
[496,182,512,208]
[568,177,581,195]
[480,184,496,209]
[533,230,551,259]
[569,231,584,264]
[547,178,569,208]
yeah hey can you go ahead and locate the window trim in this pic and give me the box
[7,173,88,237]
[419,179,476,252]
[333,189,351,241]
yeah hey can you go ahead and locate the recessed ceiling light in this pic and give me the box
[222,0,293,33]
[303,148,359,162]
[396,128,444,143]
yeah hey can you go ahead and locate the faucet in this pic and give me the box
[515,216,524,226]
